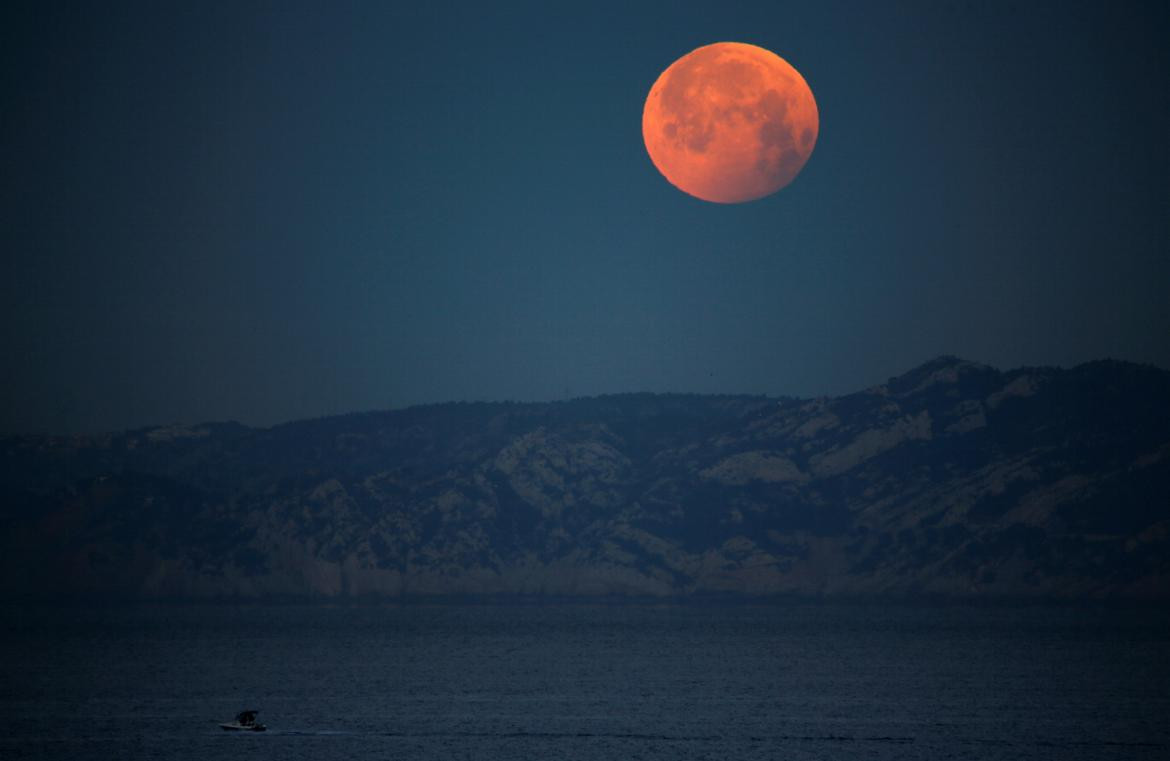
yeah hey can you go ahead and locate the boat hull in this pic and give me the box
[219,722,266,732]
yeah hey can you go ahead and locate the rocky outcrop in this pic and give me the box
[2,357,1168,599]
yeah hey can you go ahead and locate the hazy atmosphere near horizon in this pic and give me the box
[2,0,1168,434]
[3,3,1170,760]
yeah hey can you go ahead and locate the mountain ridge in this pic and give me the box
[3,357,1168,600]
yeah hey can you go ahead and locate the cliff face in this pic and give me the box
[3,357,1169,599]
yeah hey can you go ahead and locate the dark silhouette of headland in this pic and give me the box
[3,357,1168,600]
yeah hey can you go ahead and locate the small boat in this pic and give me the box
[220,710,266,732]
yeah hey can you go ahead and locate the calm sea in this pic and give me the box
[1,602,1167,760]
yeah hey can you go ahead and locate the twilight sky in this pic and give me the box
[2,0,1168,434]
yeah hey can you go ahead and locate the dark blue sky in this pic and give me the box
[3,1,1168,434]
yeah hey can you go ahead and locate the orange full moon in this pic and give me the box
[642,42,819,204]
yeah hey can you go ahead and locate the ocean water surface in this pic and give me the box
[1,602,1167,760]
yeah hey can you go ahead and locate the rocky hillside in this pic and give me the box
[2,357,1168,599]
